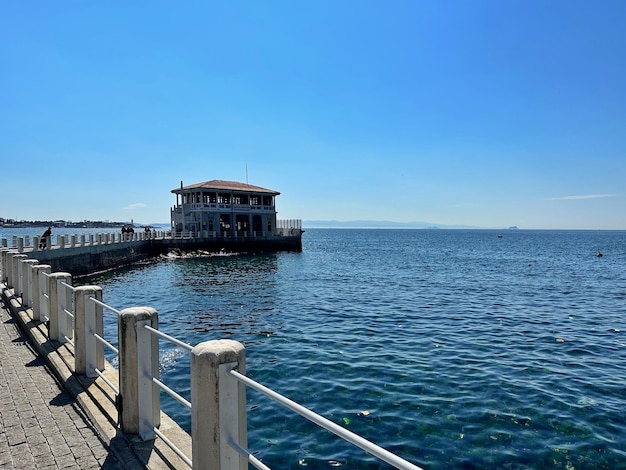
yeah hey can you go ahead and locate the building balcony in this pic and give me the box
[179,203,275,213]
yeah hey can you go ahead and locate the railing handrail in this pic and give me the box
[153,376,191,410]
[229,369,424,470]
[60,281,75,291]
[94,368,119,396]
[88,296,122,316]
[153,427,193,468]
[144,324,194,352]
[229,439,271,470]
[93,332,118,355]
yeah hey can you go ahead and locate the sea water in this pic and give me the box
[5,228,626,468]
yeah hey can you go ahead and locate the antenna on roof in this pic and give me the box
[246,164,249,186]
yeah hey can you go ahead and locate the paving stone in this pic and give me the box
[0,303,126,469]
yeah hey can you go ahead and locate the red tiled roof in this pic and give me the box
[171,180,279,195]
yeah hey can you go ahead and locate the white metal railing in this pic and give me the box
[143,324,193,467]
[60,281,76,346]
[85,295,119,394]
[0,230,170,254]
[230,369,423,470]
[276,219,302,236]
[0,253,424,470]
[39,270,50,322]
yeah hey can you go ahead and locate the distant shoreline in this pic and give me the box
[0,220,133,229]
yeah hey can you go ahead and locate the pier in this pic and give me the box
[3,224,302,277]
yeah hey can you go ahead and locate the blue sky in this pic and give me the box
[2,1,625,229]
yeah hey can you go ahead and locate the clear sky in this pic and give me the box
[2,1,625,229]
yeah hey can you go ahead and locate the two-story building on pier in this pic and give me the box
[170,179,302,241]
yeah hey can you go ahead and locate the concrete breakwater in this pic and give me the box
[4,230,302,277]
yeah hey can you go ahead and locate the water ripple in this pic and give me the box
[82,229,626,468]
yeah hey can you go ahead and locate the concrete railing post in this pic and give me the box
[2,250,14,286]
[3,249,18,288]
[23,259,39,307]
[0,248,11,282]
[47,272,72,342]
[191,340,247,470]
[16,254,27,297]
[32,265,51,321]
[17,238,24,253]
[5,251,16,287]
[74,287,104,377]
[12,254,28,296]
[119,307,160,439]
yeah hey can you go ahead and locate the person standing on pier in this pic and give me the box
[39,226,52,248]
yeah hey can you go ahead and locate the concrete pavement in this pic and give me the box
[0,303,122,469]
[0,281,192,470]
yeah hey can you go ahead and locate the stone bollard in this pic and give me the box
[58,235,66,249]
[191,339,247,470]
[32,265,51,321]
[5,251,15,287]
[22,259,39,308]
[47,272,72,342]
[71,235,77,247]
[73,287,104,377]
[1,238,6,248]
[81,234,86,246]
[17,238,24,253]
[12,254,28,296]
[1,248,13,283]
[118,307,160,439]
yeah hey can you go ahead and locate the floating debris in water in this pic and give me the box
[556,337,565,343]
[577,397,596,406]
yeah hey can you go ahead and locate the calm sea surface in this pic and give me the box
[4,228,626,469]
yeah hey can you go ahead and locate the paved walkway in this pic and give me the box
[0,304,123,469]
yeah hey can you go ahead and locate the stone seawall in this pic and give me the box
[22,236,302,277]
[25,241,164,276]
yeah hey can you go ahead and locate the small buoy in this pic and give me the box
[596,250,603,257]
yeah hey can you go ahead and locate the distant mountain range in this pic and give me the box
[302,220,496,229]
